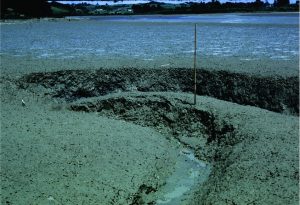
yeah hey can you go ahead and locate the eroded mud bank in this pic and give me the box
[68,93,238,204]
[69,94,236,161]
[13,68,299,204]
[67,92,298,205]
[18,68,299,115]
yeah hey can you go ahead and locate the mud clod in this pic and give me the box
[129,184,157,205]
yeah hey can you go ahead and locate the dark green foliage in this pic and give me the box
[1,0,298,18]
[131,0,297,14]
[188,0,267,13]
[132,2,164,14]
[274,0,290,7]
[1,0,52,18]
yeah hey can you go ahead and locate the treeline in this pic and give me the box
[1,0,91,18]
[132,0,299,14]
[1,0,52,18]
[1,0,299,19]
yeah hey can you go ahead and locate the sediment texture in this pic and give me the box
[69,92,299,205]
[18,68,299,115]
[12,68,299,204]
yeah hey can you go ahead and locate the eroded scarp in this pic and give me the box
[18,68,299,115]
[68,94,237,204]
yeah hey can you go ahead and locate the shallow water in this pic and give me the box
[0,13,299,76]
[1,14,298,59]
[156,148,210,204]
[54,0,297,5]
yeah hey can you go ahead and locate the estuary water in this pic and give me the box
[0,13,299,76]
[53,0,298,5]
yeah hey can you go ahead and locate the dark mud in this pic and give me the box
[13,68,299,204]
[69,93,237,204]
[18,68,299,115]
[69,94,236,162]
[68,92,298,205]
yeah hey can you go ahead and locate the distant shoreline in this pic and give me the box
[1,0,299,19]
[1,11,299,21]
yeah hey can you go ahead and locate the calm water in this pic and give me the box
[0,13,299,75]
[54,0,297,5]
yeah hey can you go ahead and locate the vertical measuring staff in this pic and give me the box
[193,24,197,105]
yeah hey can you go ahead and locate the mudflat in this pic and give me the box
[1,13,299,205]
[1,67,298,204]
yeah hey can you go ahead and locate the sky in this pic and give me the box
[54,0,298,5]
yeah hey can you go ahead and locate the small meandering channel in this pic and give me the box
[156,148,210,205]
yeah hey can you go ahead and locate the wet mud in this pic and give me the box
[14,68,299,204]
[18,68,299,115]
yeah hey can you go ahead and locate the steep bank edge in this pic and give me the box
[68,92,299,205]
[18,68,299,115]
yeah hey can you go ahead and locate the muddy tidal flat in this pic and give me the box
[1,13,299,205]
